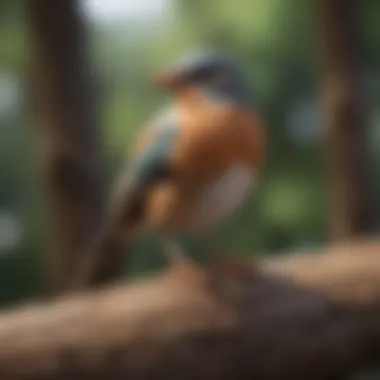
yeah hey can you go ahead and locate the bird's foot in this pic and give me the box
[161,238,193,266]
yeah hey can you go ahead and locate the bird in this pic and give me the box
[74,50,266,287]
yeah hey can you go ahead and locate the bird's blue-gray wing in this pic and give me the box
[105,123,179,230]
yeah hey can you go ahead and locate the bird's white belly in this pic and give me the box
[192,165,255,230]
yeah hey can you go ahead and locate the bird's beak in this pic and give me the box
[154,70,184,90]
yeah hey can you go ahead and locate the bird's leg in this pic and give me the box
[197,232,224,265]
[198,232,255,291]
[160,237,192,265]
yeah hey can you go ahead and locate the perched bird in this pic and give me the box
[75,50,266,286]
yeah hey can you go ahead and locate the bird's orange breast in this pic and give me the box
[141,89,266,232]
[172,90,265,185]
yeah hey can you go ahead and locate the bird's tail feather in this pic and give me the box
[69,227,130,291]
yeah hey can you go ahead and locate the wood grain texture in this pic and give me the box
[0,240,379,379]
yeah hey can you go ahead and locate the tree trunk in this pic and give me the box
[27,0,107,293]
[316,0,377,240]
[0,241,379,379]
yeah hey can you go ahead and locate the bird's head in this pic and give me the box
[154,50,251,104]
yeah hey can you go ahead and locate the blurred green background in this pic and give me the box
[0,0,379,306]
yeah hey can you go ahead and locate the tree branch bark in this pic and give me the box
[0,241,379,379]
[27,0,128,292]
[27,0,121,292]
[316,0,378,240]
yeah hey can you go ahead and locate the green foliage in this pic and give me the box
[0,0,379,304]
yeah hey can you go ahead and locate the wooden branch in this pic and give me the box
[0,241,380,379]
